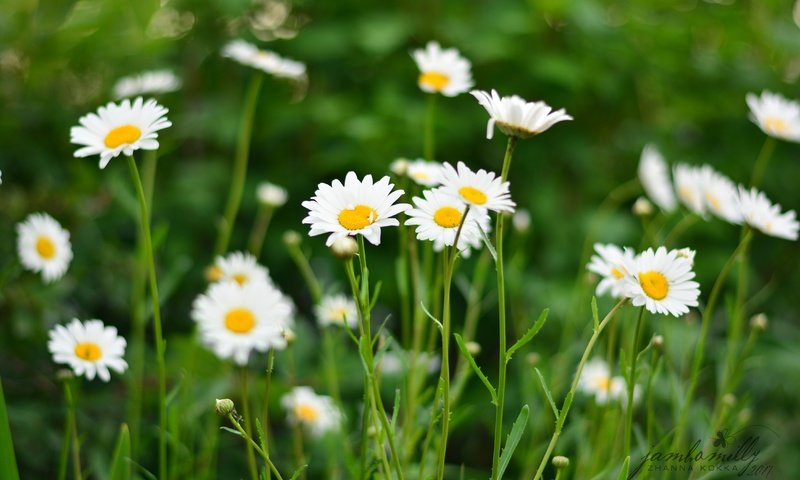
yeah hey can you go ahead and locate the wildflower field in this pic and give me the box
[2,1,800,479]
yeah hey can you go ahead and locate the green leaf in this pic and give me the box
[369,281,382,310]
[591,296,599,331]
[419,302,443,332]
[534,368,559,419]
[220,426,243,437]
[289,464,308,480]
[477,224,498,264]
[506,309,549,363]
[454,334,497,404]
[496,404,529,480]
[108,423,131,480]
[0,379,20,480]
[616,456,631,480]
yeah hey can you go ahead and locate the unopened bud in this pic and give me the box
[282,328,297,345]
[526,352,541,367]
[330,236,358,260]
[466,341,481,356]
[676,248,696,267]
[738,407,752,424]
[512,209,531,233]
[215,398,235,417]
[283,230,302,247]
[257,182,288,207]
[367,425,379,437]
[552,455,570,469]
[56,369,74,382]
[632,197,654,216]
[389,158,409,176]
[722,393,736,408]
[750,313,767,332]
[652,335,664,351]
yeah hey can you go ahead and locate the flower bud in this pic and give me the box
[552,455,570,469]
[676,248,696,267]
[466,341,481,356]
[389,158,409,176]
[56,369,74,382]
[282,328,297,345]
[330,236,358,260]
[526,352,540,367]
[215,398,235,417]
[282,230,301,247]
[632,197,654,216]
[257,182,288,207]
[722,393,737,408]
[750,313,767,332]
[512,209,531,233]
[651,335,664,351]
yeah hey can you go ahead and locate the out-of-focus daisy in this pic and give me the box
[405,188,490,257]
[622,246,701,317]
[257,182,288,207]
[380,349,441,377]
[16,213,73,282]
[632,197,654,217]
[222,39,306,80]
[470,89,572,140]
[389,158,409,176]
[113,70,181,99]
[745,91,800,142]
[316,294,358,328]
[207,251,271,286]
[439,161,515,213]
[411,41,473,97]
[673,164,706,217]
[70,97,172,169]
[48,319,128,382]
[700,167,742,224]
[512,209,531,233]
[301,172,411,247]
[191,280,292,365]
[638,144,677,212]
[737,187,799,240]
[586,243,636,298]
[405,159,444,187]
[281,386,341,436]
[578,358,625,405]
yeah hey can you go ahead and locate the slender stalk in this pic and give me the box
[490,136,517,480]
[63,379,82,480]
[424,94,437,160]
[322,329,342,405]
[126,155,167,480]
[749,136,776,188]
[286,240,323,303]
[239,369,259,480]
[533,298,628,480]
[623,307,646,457]
[662,214,698,248]
[672,229,754,451]
[215,73,264,256]
[262,350,275,480]
[58,396,70,480]
[226,413,285,480]
[247,204,275,258]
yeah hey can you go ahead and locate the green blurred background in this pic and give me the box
[1,0,799,478]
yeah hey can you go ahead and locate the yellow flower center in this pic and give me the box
[338,205,378,231]
[433,206,462,228]
[458,186,487,205]
[295,403,320,422]
[705,192,721,212]
[232,273,248,285]
[225,308,256,334]
[611,267,624,279]
[36,236,57,259]
[104,124,142,148]
[330,307,349,324]
[594,376,611,391]
[678,186,694,203]
[205,265,223,282]
[411,171,430,181]
[418,71,450,91]
[763,116,788,135]
[74,342,102,362]
[639,271,669,300]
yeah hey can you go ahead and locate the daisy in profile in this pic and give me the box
[70,97,172,169]
[301,172,411,246]
[281,386,341,437]
[622,246,701,317]
[737,187,798,240]
[439,161,515,213]
[257,182,288,208]
[316,294,358,328]
[405,159,445,187]
[222,39,306,80]
[207,251,272,286]
[700,167,742,224]
[745,91,800,142]
[48,319,128,382]
[191,280,293,365]
[638,144,676,212]
[411,41,473,97]
[17,213,73,282]
[405,188,490,257]
[586,243,636,298]
[470,89,572,140]
[578,358,626,405]
[112,70,181,99]
[673,164,706,217]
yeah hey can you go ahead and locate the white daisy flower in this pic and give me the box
[315,294,358,328]
[301,172,411,247]
[112,70,182,99]
[577,359,617,405]
[411,41,473,97]
[281,386,341,437]
[700,167,742,224]
[257,182,288,207]
[745,91,800,142]
[70,97,172,169]
[16,213,73,282]
[673,164,706,217]
[208,251,272,286]
[405,159,444,187]
[439,161,515,213]
[222,39,306,80]
[191,280,292,365]
[622,246,701,317]
[48,319,128,382]
[586,243,636,298]
[470,89,572,140]
[405,188,490,257]
[737,187,799,240]
[638,144,677,212]
[389,158,409,176]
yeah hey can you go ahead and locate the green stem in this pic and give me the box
[623,308,646,457]
[63,379,82,480]
[672,228,754,451]
[227,414,284,480]
[662,214,698,248]
[215,73,264,256]
[533,298,628,480]
[749,136,776,188]
[263,350,275,480]
[126,155,167,480]
[286,241,323,304]
[247,204,275,258]
[424,94,437,160]
[240,369,259,480]
[490,136,517,480]
[322,329,342,406]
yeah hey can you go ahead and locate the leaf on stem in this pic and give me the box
[506,309,549,363]
[497,404,530,480]
[369,281,382,310]
[108,423,131,480]
[616,456,631,480]
[289,465,308,480]
[534,368,559,419]
[477,224,498,264]
[454,333,497,404]
[220,426,244,438]
[420,302,443,331]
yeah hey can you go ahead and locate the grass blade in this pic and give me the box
[496,404,529,479]
[534,368,559,419]
[0,379,20,480]
[109,423,131,480]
